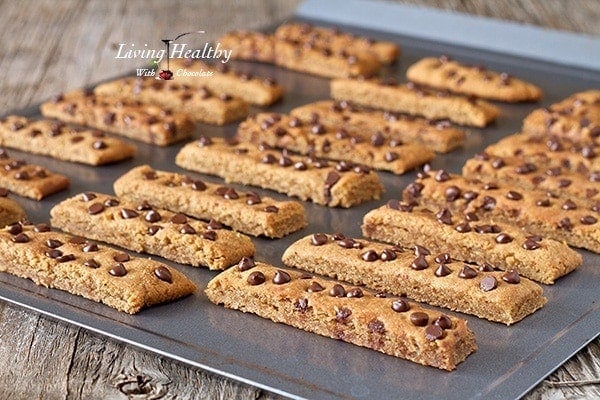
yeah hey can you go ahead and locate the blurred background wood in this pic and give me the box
[0,0,598,398]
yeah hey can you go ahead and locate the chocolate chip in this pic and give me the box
[329,284,346,297]
[198,136,213,147]
[435,263,452,277]
[46,249,63,259]
[410,312,429,326]
[515,163,537,174]
[335,307,352,323]
[361,250,378,262]
[170,213,187,224]
[7,223,22,235]
[81,192,97,202]
[495,233,513,244]
[180,224,197,234]
[83,242,99,252]
[0,188,8,197]
[436,208,453,225]
[34,223,51,232]
[88,203,104,215]
[368,319,386,334]
[502,271,520,284]
[14,171,29,180]
[480,276,498,291]
[346,288,363,298]
[307,281,325,292]
[425,325,445,341]
[154,266,172,283]
[411,254,428,270]
[57,254,76,263]
[414,245,430,256]
[45,239,63,249]
[581,215,597,225]
[474,224,501,234]
[406,182,424,197]
[294,298,309,312]
[562,199,577,210]
[264,205,278,213]
[482,196,497,211]
[12,232,29,243]
[371,132,385,147]
[391,298,410,312]
[206,219,223,230]
[506,191,522,200]
[114,253,130,263]
[143,210,160,223]
[536,198,551,207]
[69,236,86,244]
[458,265,478,279]
[455,222,471,233]
[246,192,261,205]
[491,158,505,169]
[92,140,107,150]
[379,249,397,261]
[445,185,461,202]
[84,259,100,269]
[311,233,328,246]
[311,124,325,135]
[483,183,498,190]
[247,271,265,285]
[523,239,540,250]
[109,263,127,277]
[435,170,450,182]
[271,270,291,285]
[120,208,139,219]
[434,315,453,330]
[143,171,158,180]
[465,212,479,221]
[558,218,572,231]
[200,230,217,240]
[147,225,162,235]
[237,257,255,271]
[104,198,119,207]
[431,255,449,267]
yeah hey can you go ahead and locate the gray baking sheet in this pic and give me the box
[1,4,599,400]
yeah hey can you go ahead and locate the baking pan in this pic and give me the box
[1,2,599,399]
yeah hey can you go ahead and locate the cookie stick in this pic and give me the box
[283,233,546,324]
[290,100,465,153]
[462,152,600,202]
[40,90,193,146]
[362,202,581,284]
[205,261,477,370]
[0,115,135,165]
[406,56,542,102]
[236,113,434,174]
[404,170,600,253]
[175,137,385,208]
[0,222,196,314]
[0,149,69,200]
[50,192,255,270]
[94,77,249,126]
[331,78,499,127]
[113,165,306,238]
[166,58,283,106]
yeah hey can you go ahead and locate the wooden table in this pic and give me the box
[0,1,598,398]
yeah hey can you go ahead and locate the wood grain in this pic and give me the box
[0,0,598,399]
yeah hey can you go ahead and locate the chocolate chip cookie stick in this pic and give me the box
[94,77,249,126]
[175,137,384,208]
[290,100,466,153]
[362,202,581,284]
[404,169,600,253]
[0,115,135,165]
[236,113,434,174]
[0,222,196,314]
[206,260,477,370]
[0,150,69,200]
[406,56,542,102]
[50,192,255,270]
[331,78,499,127]
[40,90,193,146]
[113,165,306,238]
[283,234,546,323]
